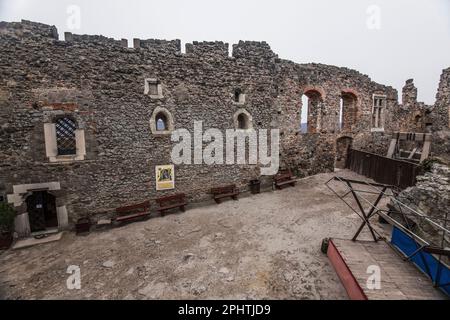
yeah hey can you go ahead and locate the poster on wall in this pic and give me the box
[155,165,175,191]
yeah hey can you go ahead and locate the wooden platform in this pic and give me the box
[327,238,447,300]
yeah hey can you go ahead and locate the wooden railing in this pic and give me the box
[346,149,422,189]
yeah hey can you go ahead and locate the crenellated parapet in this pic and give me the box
[185,41,229,57]
[0,19,58,40]
[232,41,277,60]
[137,38,181,54]
[64,32,125,47]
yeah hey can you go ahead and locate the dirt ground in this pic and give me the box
[0,169,392,300]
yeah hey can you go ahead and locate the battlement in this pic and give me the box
[0,20,282,62]
[0,19,58,40]
[137,38,181,53]
[185,41,229,57]
[64,32,125,47]
[232,41,277,60]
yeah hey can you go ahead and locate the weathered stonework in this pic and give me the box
[393,163,450,253]
[0,20,449,234]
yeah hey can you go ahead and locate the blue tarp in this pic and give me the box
[391,226,450,296]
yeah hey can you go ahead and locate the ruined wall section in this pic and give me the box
[387,74,450,160]
[431,68,450,160]
[393,163,450,249]
[275,61,397,175]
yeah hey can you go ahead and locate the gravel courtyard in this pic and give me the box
[0,170,390,300]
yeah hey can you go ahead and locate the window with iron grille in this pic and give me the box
[55,117,77,155]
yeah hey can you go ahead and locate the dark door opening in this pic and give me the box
[26,191,58,233]
[335,137,353,169]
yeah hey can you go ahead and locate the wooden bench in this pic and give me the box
[273,170,297,189]
[115,201,151,223]
[156,193,187,216]
[211,184,239,204]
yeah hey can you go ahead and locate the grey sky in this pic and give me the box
[1,0,449,104]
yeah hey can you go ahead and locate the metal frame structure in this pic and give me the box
[386,132,432,163]
[325,176,450,291]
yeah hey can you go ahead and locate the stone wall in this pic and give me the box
[0,19,448,229]
[393,163,450,251]
[431,68,450,160]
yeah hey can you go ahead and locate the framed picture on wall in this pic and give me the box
[155,165,175,191]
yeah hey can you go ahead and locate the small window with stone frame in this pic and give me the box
[234,89,245,104]
[144,78,163,98]
[237,113,248,129]
[156,113,168,131]
[149,83,159,96]
[234,109,252,130]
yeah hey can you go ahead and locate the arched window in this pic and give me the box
[237,113,247,129]
[301,90,323,133]
[339,97,344,130]
[340,92,358,131]
[234,109,253,130]
[55,117,77,155]
[156,113,167,131]
[415,115,422,125]
[150,107,174,135]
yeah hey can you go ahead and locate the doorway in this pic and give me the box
[25,191,58,233]
[335,137,353,169]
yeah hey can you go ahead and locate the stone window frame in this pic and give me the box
[144,78,164,99]
[233,88,246,105]
[233,108,253,131]
[340,90,359,132]
[301,88,325,134]
[44,115,86,163]
[371,94,387,132]
[150,107,174,136]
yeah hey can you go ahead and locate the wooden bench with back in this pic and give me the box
[273,170,297,189]
[155,193,187,216]
[211,184,239,204]
[115,201,151,223]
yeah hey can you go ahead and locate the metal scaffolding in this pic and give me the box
[325,176,450,291]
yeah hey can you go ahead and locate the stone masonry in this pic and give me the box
[394,163,450,256]
[0,20,449,234]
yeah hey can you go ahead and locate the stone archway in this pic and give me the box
[335,136,353,169]
[301,89,324,134]
[340,92,358,132]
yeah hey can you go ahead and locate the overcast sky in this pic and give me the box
[1,0,449,104]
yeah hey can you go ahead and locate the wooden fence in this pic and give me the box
[346,149,422,189]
